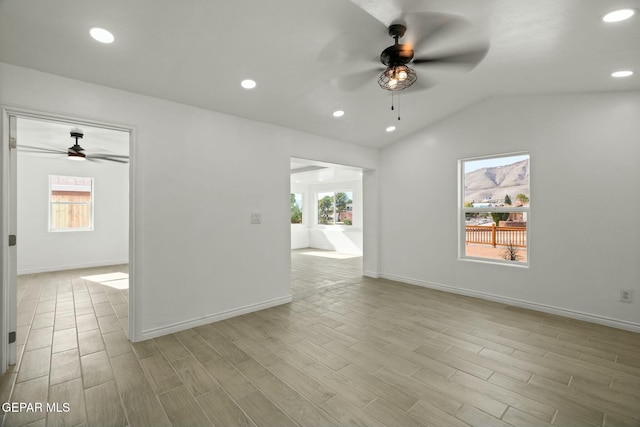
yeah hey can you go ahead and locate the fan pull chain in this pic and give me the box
[389,93,401,120]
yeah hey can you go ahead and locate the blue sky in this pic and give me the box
[464,154,529,174]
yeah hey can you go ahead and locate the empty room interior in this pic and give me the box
[1,1,639,426]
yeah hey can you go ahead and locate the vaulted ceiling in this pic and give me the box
[1,0,638,148]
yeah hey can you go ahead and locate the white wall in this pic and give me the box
[17,151,129,274]
[379,91,640,331]
[0,62,378,341]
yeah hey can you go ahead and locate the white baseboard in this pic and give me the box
[364,270,380,279]
[139,294,293,340]
[380,273,640,333]
[18,259,129,275]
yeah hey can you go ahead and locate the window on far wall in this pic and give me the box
[317,191,353,226]
[291,193,303,224]
[49,175,94,232]
[461,153,529,264]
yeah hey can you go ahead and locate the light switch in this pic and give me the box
[251,212,261,224]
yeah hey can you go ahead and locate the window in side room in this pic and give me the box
[49,175,94,232]
[291,193,303,224]
[317,191,353,225]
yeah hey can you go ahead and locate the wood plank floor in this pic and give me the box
[1,249,639,426]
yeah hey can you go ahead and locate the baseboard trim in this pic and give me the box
[364,270,380,279]
[18,260,129,275]
[140,294,293,340]
[379,273,640,333]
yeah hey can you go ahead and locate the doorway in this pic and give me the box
[289,157,364,295]
[1,109,134,374]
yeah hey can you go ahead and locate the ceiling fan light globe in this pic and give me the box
[68,154,86,161]
[68,143,86,161]
[378,65,417,91]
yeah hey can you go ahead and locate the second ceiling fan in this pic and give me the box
[18,128,129,164]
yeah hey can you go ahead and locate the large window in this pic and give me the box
[461,154,529,264]
[317,191,353,225]
[49,175,94,232]
[291,193,303,224]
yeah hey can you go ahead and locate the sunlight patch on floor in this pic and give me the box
[300,251,361,259]
[81,272,129,289]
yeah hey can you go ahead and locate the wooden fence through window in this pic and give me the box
[51,190,92,229]
[466,224,526,248]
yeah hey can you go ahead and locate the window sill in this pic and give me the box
[49,228,94,233]
[458,256,529,268]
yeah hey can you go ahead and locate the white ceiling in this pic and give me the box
[1,0,639,149]
[291,158,363,185]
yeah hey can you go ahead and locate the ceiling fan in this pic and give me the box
[329,11,489,93]
[17,128,129,163]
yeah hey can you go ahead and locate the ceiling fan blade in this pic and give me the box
[412,45,489,68]
[17,145,67,155]
[403,12,471,53]
[318,32,383,64]
[335,68,385,92]
[87,155,129,163]
[90,153,129,159]
[404,75,435,93]
[17,149,63,157]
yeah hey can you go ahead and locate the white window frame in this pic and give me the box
[459,153,530,266]
[49,175,95,232]
[316,190,354,226]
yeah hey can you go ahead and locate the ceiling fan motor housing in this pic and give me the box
[67,143,86,159]
[68,128,86,159]
[380,44,414,66]
[378,23,417,91]
[380,24,414,66]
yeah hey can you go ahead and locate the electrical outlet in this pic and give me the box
[619,289,632,303]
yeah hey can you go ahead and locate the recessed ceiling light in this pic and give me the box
[603,9,635,23]
[241,79,256,89]
[611,70,634,78]
[89,27,114,44]
[332,110,345,118]
[386,126,396,132]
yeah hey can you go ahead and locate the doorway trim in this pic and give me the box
[0,105,139,373]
